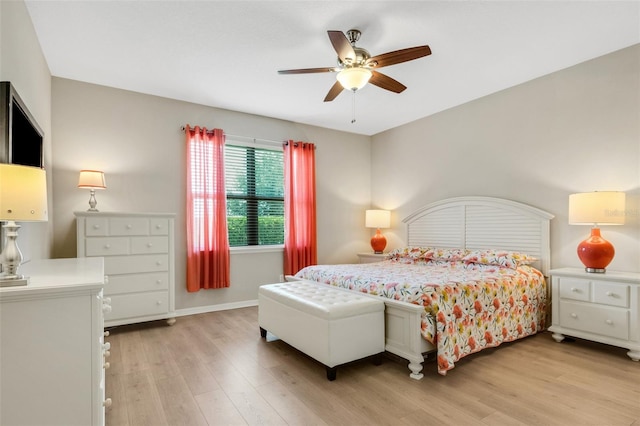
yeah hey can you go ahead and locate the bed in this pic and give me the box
[289,196,554,379]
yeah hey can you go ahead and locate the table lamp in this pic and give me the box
[0,164,49,286]
[568,191,625,273]
[365,209,391,254]
[78,170,106,211]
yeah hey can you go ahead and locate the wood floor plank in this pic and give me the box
[105,308,640,426]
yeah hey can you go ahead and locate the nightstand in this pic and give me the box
[548,267,640,361]
[357,252,389,264]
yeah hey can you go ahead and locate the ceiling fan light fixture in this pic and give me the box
[336,67,372,91]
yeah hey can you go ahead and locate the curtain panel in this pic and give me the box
[283,140,317,275]
[185,125,230,291]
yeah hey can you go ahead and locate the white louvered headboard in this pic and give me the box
[403,196,555,276]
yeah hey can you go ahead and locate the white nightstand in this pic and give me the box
[548,267,640,361]
[357,252,389,264]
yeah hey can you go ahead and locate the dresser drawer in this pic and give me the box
[85,237,130,256]
[559,300,629,340]
[105,273,169,295]
[104,254,169,275]
[593,282,629,308]
[130,236,169,254]
[150,218,169,236]
[85,217,108,236]
[558,277,590,302]
[105,291,169,321]
[108,218,149,236]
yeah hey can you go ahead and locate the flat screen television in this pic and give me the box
[0,81,44,167]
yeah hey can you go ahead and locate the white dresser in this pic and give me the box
[0,257,109,426]
[549,267,640,361]
[75,211,176,327]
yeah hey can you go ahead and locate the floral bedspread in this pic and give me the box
[294,247,547,375]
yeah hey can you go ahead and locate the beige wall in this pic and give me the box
[50,78,372,311]
[372,44,640,273]
[0,0,52,262]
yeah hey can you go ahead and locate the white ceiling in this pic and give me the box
[24,1,640,136]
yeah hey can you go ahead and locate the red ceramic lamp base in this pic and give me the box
[370,229,387,254]
[577,227,615,273]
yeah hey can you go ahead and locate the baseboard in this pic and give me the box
[175,299,258,317]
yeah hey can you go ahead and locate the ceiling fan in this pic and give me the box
[278,29,431,102]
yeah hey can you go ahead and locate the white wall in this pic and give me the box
[0,0,52,262]
[50,78,372,311]
[372,44,640,273]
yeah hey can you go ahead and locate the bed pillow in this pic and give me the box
[462,249,537,269]
[388,247,470,262]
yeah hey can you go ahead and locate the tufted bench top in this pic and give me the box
[259,281,384,320]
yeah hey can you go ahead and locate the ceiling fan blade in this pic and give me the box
[323,81,344,102]
[369,71,407,93]
[367,45,431,68]
[278,67,337,75]
[328,30,356,63]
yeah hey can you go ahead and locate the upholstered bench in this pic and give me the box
[258,281,385,381]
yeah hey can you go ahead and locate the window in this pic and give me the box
[225,143,284,246]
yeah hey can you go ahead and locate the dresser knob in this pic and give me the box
[104,362,110,369]
[104,330,110,337]
[126,224,132,229]
[103,342,111,351]
[104,244,111,249]
[103,305,112,314]
[570,313,578,319]
[155,224,162,229]
[104,350,111,357]
[103,398,112,408]
[156,279,162,284]
[147,243,153,248]
[605,319,613,325]
[570,287,579,292]
[104,275,109,284]
[93,224,100,229]
[156,300,162,305]
[606,291,614,297]
[156,261,162,266]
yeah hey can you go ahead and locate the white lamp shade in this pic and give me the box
[568,191,625,225]
[365,209,391,229]
[337,67,372,91]
[78,170,106,189]
[0,164,48,222]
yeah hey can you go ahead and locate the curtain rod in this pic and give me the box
[180,126,284,147]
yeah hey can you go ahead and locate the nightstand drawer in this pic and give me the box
[105,291,169,320]
[593,282,629,308]
[85,237,130,256]
[105,273,169,295]
[559,300,629,340]
[130,236,169,254]
[558,277,590,302]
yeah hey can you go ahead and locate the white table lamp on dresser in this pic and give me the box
[0,164,48,287]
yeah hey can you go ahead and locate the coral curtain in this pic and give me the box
[283,140,317,275]
[185,125,230,291]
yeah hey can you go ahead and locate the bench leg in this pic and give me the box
[259,327,267,338]
[326,366,337,381]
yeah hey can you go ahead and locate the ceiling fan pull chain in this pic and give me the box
[351,90,356,124]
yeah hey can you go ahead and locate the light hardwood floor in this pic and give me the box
[105,307,640,426]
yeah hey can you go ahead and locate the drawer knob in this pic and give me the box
[605,319,613,325]
[155,224,162,229]
[606,291,615,297]
[104,330,110,338]
[93,224,100,229]
[104,244,111,249]
[156,300,163,305]
[104,350,111,357]
[104,362,110,369]
[103,342,111,351]
[102,305,112,314]
[156,261,162,266]
[570,287,579,293]
[126,224,132,229]
[104,275,109,284]
[147,243,153,248]
[103,398,112,408]
[103,297,112,305]
[156,279,162,284]
[570,313,578,319]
